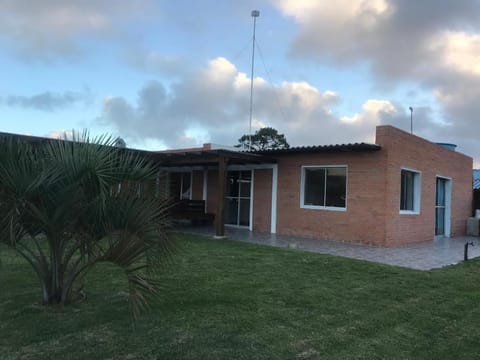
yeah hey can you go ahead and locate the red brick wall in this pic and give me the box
[268,126,473,246]
[377,126,473,245]
[185,126,472,246]
[274,151,388,245]
[252,169,272,232]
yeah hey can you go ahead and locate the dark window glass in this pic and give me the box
[325,168,347,207]
[225,198,239,225]
[435,207,445,235]
[239,171,251,198]
[239,199,250,226]
[180,173,191,200]
[304,168,326,206]
[400,170,415,211]
[226,172,239,197]
[436,178,445,207]
[169,173,182,200]
[304,167,346,208]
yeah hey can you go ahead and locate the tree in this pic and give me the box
[235,127,290,151]
[0,133,173,317]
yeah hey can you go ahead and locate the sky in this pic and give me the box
[0,0,479,167]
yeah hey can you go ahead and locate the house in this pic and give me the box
[160,125,473,246]
[0,125,473,246]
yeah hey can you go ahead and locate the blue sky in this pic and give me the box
[0,0,479,166]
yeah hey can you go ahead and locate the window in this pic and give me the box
[400,169,421,213]
[301,166,347,210]
[168,172,192,200]
[180,172,192,200]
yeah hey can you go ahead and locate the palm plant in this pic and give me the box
[0,133,174,317]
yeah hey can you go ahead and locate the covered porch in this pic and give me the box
[153,147,276,238]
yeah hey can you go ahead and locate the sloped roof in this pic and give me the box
[474,169,480,189]
[246,142,381,155]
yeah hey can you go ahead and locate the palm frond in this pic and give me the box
[0,132,174,316]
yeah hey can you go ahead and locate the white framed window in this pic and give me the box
[300,166,347,211]
[400,168,421,214]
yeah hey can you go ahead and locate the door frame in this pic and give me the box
[228,164,278,233]
[435,176,452,237]
[224,169,254,229]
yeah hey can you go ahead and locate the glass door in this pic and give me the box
[435,178,446,235]
[225,170,252,227]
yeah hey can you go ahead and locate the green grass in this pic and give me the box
[1,233,480,359]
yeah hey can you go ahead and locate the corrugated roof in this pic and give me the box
[245,142,381,155]
[474,169,480,189]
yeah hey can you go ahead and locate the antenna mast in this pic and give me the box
[409,106,413,134]
[248,10,260,150]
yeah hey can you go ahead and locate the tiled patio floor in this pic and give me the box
[174,224,480,270]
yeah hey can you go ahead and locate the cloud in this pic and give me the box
[125,48,189,77]
[3,90,91,111]
[274,0,480,78]
[46,129,75,140]
[99,56,412,149]
[432,31,480,76]
[341,99,396,125]
[273,0,480,164]
[0,0,155,60]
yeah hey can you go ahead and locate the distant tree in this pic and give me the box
[235,127,290,151]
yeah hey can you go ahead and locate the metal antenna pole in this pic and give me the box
[409,106,413,134]
[248,10,260,150]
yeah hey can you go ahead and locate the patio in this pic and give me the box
[174,224,480,270]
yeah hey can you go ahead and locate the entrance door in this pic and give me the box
[225,170,252,227]
[435,178,448,235]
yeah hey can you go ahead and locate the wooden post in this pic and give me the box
[215,155,227,238]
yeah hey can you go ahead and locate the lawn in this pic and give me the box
[1,233,480,359]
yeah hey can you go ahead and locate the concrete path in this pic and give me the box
[175,224,480,270]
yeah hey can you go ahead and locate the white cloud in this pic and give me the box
[278,0,391,26]
[46,129,74,140]
[272,0,480,163]
[431,31,480,76]
[99,56,407,149]
[341,99,396,124]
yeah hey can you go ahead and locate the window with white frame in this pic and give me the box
[301,166,347,209]
[400,169,421,213]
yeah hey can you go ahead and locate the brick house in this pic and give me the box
[1,125,472,246]
[162,125,473,246]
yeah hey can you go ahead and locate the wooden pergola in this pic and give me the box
[149,149,276,238]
